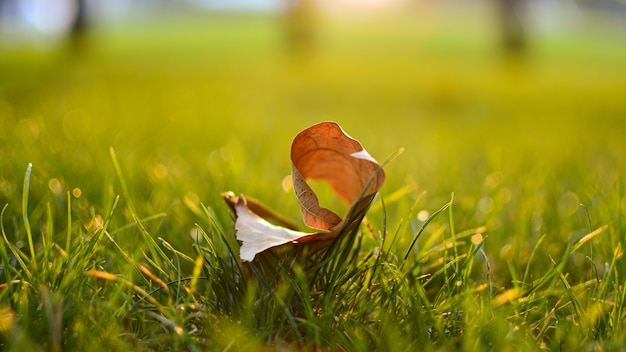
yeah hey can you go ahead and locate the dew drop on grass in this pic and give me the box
[72,188,82,198]
[417,210,429,221]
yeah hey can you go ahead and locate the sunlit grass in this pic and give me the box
[1,10,625,350]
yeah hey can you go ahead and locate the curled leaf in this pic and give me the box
[224,195,318,262]
[224,121,385,262]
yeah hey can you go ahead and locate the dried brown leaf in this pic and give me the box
[224,121,385,262]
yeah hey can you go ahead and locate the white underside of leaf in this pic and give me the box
[350,149,377,163]
[235,202,312,262]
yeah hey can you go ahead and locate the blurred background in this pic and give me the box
[3,0,626,54]
[2,0,625,163]
[1,0,626,273]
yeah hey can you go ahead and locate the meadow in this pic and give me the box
[1,8,626,351]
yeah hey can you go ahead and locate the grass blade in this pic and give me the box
[22,163,36,267]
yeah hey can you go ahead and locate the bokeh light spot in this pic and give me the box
[48,178,63,196]
[471,233,483,245]
[282,175,293,192]
[478,196,494,214]
[15,118,40,146]
[153,163,169,180]
[63,110,92,141]
[558,191,579,217]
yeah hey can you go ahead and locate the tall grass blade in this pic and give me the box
[109,147,172,268]
[523,234,546,286]
[64,191,72,255]
[1,204,33,281]
[22,163,36,268]
[0,205,14,288]
[401,201,450,269]
[571,225,608,254]
[447,192,459,273]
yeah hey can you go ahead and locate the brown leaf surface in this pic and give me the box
[224,121,385,262]
[291,121,385,230]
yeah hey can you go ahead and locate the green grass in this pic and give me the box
[1,10,626,351]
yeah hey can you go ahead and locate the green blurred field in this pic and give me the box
[1,9,626,350]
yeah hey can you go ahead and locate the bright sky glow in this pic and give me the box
[19,0,76,36]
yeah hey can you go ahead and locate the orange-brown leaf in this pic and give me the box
[291,121,385,231]
[224,121,385,262]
